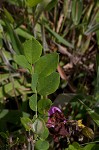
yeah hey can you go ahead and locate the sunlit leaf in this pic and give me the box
[38,99,52,114]
[23,38,42,64]
[34,53,59,78]
[15,27,33,39]
[4,8,14,23]
[32,118,45,135]
[40,127,49,140]
[45,25,74,48]
[14,55,31,71]
[29,94,37,111]
[84,143,95,150]
[21,117,32,131]
[37,72,60,96]
[26,0,42,7]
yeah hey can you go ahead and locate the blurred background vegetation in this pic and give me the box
[0,0,99,149]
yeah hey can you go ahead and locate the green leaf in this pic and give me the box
[29,94,37,111]
[45,0,58,11]
[15,27,33,39]
[34,0,52,25]
[0,132,8,139]
[21,117,32,131]
[4,8,14,23]
[79,100,99,126]
[23,38,42,64]
[85,23,99,35]
[37,72,60,96]
[34,53,59,78]
[14,55,31,71]
[32,118,45,135]
[0,109,30,131]
[84,143,95,150]
[38,99,52,114]
[72,0,83,25]
[32,118,49,139]
[66,143,84,150]
[31,73,38,93]
[68,145,77,150]
[3,18,23,54]
[45,25,74,48]
[72,142,81,149]
[0,80,26,99]
[80,36,91,53]
[40,127,49,140]
[35,140,49,150]
[26,0,42,7]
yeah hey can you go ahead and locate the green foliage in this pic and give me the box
[26,0,42,7]
[32,118,46,136]
[72,0,83,25]
[45,25,74,48]
[4,8,14,23]
[84,143,95,150]
[15,27,33,39]
[79,100,99,126]
[35,140,49,150]
[34,53,59,77]
[40,127,49,140]
[0,0,99,149]
[31,73,38,93]
[14,31,59,149]
[37,72,60,96]
[29,94,37,111]
[14,55,31,71]
[23,38,42,64]
[21,117,32,131]
[3,17,23,54]
[84,144,98,150]
[65,142,99,150]
[85,23,99,35]
[0,80,28,99]
[45,0,58,11]
[38,99,52,114]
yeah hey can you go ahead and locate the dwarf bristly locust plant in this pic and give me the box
[14,37,60,150]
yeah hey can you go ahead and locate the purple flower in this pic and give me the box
[46,107,94,146]
[47,107,62,128]
[48,106,61,116]
[47,106,69,143]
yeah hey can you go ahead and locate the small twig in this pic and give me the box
[57,64,76,92]
[52,41,72,58]
[41,24,49,54]
[27,131,34,150]
[56,13,64,33]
